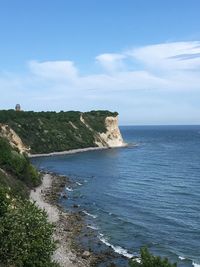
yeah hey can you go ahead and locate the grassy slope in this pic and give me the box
[0,168,29,199]
[0,110,118,153]
[0,138,58,266]
[0,137,40,193]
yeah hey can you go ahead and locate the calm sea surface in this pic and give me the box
[32,126,200,267]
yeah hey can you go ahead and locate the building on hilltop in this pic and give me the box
[15,104,21,111]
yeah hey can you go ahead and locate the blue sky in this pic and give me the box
[0,0,200,125]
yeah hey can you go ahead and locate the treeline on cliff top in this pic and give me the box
[0,109,118,154]
[0,137,58,266]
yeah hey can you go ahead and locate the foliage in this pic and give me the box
[83,110,118,133]
[0,194,57,267]
[129,247,177,267]
[0,169,29,199]
[0,109,118,153]
[0,186,11,217]
[0,137,40,187]
[0,138,57,266]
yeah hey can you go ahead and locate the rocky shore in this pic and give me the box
[30,173,93,266]
[28,144,128,158]
[28,147,107,158]
[30,172,129,267]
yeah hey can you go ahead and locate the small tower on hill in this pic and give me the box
[15,104,21,112]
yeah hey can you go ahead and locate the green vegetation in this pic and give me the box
[0,137,40,187]
[129,247,177,267]
[0,109,118,153]
[83,110,118,132]
[0,168,29,199]
[0,187,57,267]
[0,138,58,266]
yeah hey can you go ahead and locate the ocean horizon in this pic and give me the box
[32,125,200,267]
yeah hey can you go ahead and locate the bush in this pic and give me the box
[0,137,40,187]
[0,186,11,217]
[0,169,29,199]
[0,197,57,267]
[129,247,177,267]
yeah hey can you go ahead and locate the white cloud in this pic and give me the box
[29,60,78,81]
[1,41,200,124]
[96,53,126,73]
[127,41,200,71]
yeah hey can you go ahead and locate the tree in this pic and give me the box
[0,198,57,267]
[129,247,177,267]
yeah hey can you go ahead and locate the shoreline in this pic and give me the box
[28,144,128,158]
[30,172,129,267]
[29,147,107,158]
[30,173,91,267]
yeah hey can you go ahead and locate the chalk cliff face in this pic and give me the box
[94,116,125,148]
[0,124,30,154]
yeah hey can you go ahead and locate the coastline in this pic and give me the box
[30,173,91,267]
[29,147,107,158]
[28,144,128,158]
[30,172,129,267]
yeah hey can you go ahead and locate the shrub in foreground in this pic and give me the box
[129,247,177,267]
[0,137,40,187]
[0,194,57,267]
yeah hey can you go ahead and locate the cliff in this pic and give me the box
[94,116,124,147]
[0,123,30,154]
[0,110,125,154]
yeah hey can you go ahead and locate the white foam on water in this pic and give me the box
[98,234,139,261]
[65,187,73,192]
[82,210,97,219]
[179,256,186,260]
[76,181,82,186]
[87,225,99,230]
[193,262,200,267]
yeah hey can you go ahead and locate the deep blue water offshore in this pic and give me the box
[32,126,200,267]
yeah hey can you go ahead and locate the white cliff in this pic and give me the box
[94,116,126,148]
[80,114,126,148]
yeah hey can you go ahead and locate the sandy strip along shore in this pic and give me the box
[28,147,107,158]
[30,173,90,267]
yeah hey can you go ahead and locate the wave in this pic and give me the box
[178,256,186,260]
[65,186,73,192]
[82,210,97,219]
[76,181,82,186]
[179,257,200,267]
[87,225,99,230]
[98,234,139,261]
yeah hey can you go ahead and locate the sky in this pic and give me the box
[0,0,200,125]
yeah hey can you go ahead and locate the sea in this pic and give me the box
[32,125,200,267]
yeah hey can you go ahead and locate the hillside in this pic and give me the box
[0,110,124,154]
[0,137,58,266]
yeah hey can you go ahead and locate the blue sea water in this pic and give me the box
[32,126,200,266]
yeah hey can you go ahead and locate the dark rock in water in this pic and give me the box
[73,204,79,208]
[82,250,91,258]
[62,193,68,199]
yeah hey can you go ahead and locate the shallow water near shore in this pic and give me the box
[32,125,200,267]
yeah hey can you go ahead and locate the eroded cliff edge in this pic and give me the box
[0,110,126,154]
